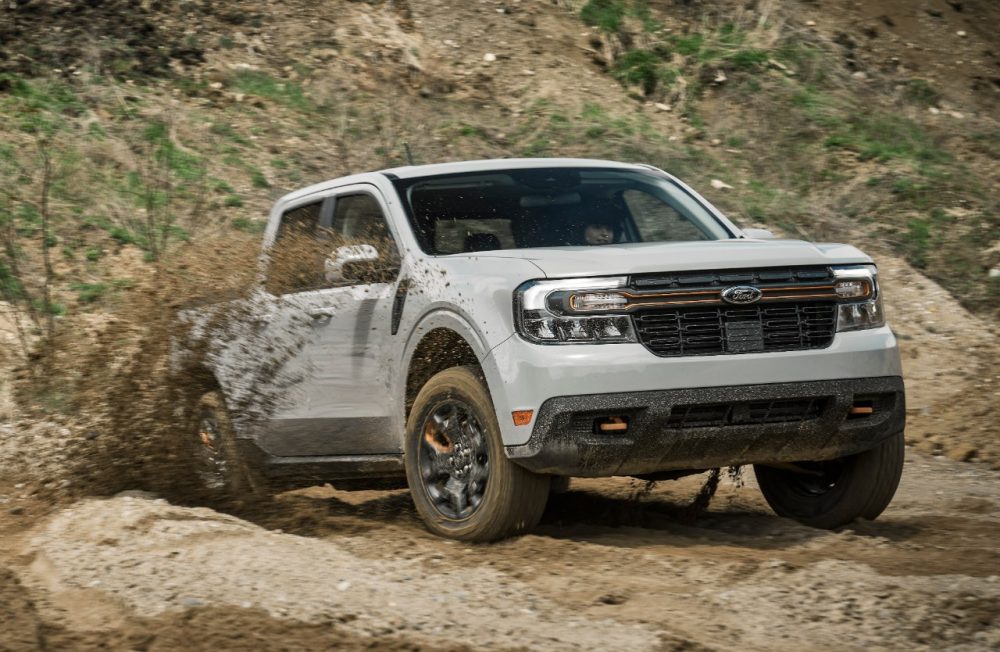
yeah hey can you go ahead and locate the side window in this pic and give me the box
[265,200,329,295]
[623,189,709,242]
[331,195,396,256]
[328,194,400,284]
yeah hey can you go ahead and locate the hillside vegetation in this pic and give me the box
[0,0,998,461]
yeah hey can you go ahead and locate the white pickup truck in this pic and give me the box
[183,158,906,542]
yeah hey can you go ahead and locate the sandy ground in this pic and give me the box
[1,448,997,651]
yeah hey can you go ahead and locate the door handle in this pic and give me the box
[306,308,337,321]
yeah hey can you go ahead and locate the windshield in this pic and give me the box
[391,167,733,255]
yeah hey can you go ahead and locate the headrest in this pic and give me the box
[463,233,501,252]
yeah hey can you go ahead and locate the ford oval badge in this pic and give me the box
[721,285,762,304]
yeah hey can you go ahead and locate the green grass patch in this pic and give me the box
[612,49,668,95]
[167,225,190,242]
[211,178,235,193]
[87,122,107,140]
[520,137,550,157]
[671,33,704,56]
[232,217,266,233]
[899,209,953,269]
[788,87,950,164]
[0,260,25,300]
[581,103,607,121]
[142,120,206,181]
[32,298,66,316]
[772,38,830,84]
[904,79,939,107]
[458,124,487,137]
[230,71,314,112]
[1,75,84,134]
[109,225,139,246]
[902,218,932,269]
[580,0,627,32]
[249,168,270,188]
[71,282,108,304]
[824,114,950,163]
[225,195,244,207]
[81,214,113,231]
[630,0,662,32]
[727,48,769,70]
[210,121,251,145]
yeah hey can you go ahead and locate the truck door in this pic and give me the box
[258,184,403,457]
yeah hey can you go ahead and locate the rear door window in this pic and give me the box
[265,200,330,295]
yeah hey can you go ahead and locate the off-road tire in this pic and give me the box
[754,431,905,529]
[405,366,549,542]
[187,390,270,506]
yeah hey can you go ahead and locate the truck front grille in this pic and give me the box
[632,301,837,357]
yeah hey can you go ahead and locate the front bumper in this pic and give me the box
[505,376,905,476]
[484,326,902,447]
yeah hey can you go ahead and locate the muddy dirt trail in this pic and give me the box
[1,448,997,651]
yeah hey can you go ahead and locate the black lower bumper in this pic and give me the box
[505,377,905,476]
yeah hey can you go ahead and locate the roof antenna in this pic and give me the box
[403,142,415,166]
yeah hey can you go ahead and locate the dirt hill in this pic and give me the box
[1,2,1000,650]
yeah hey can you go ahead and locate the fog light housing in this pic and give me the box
[837,295,885,331]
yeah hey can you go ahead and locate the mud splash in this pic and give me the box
[10,230,314,506]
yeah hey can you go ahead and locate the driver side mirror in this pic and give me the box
[324,244,380,284]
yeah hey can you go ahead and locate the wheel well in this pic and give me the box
[175,363,221,403]
[405,328,480,419]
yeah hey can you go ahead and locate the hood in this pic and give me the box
[449,239,872,279]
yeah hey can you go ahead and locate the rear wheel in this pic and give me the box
[405,366,549,542]
[754,431,904,529]
[188,390,269,506]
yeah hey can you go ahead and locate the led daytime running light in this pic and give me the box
[569,292,629,312]
[834,279,872,300]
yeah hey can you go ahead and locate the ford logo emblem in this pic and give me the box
[721,286,762,304]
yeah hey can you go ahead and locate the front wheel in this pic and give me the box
[754,431,905,529]
[405,366,549,542]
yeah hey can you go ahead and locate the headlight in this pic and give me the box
[514,277,637,344]
[833,265,885,332]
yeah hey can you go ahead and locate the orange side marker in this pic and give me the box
[512,410,534,426]
[598,416,629,432]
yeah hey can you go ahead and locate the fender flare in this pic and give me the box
[394,308,511,441]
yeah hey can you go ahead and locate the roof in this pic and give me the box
[381,157,650,180]
[274,158,657,208]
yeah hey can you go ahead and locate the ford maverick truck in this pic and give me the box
[183,158,905,541]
